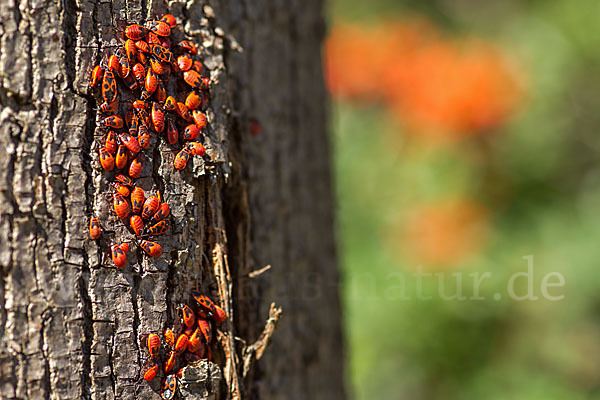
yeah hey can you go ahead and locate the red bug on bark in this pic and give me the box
[181,124,199,141]
[145,69,158,93]
[152,102,165,132]
[147,333,161,358]
[174,147,192,170]
[164,328,175,347]
[133,62,145,82]
[213,305,228,323]
[166,120,178,145]
[180,305,196,328]
[102,115,123,129]
[175,102,192,122]
[107,55,120,72]
[124,39,137,63]
[123,72,138,91]
[138,50,148,65]
[112,182,130,197]
[113,193,130,219]
[115,145,128,170]
[160,14,177,28]
[115,174,133,188]
[174,334,188,354]
[137,239,162,257]
[130,187,145,214]
[161,374,177,400]
[118,56,130,78]
[192,110,207,130]
[146,31,161,45]
[145,20,171,36]
[149,56,165,75]
[135,39,149,53]
[149,203,170,226]
[187,328,203,353]
[192,61,204,75]
[164,351,176,374]
[130,214,144,236]
[99,147,114,171]
[142,195,159,220]
[191,290,216,318]
[111,243,127,268]
[177,54,192,72]
[89,217,101,239]
[197,318,212,344]
[187,142,205,157]
[185,91,201,110]
[118,131,140,154]
[100,99,118,113]
[101,69,117,103]
[183,70,202,88]
[148,44,173,63]
[155,81,167,102]
[143,363,158,381]
[164,96,176,111]
[90,65,103,88]
[177,40,198,55]
[120,242,129,253]
[138,126,151,149]
[129,154,143,179]
[146,219,169,236]
[125,24,149,41]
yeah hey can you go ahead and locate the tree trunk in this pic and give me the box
[0,0,345,399]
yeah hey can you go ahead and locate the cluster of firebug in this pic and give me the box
[140,290,227,399]
[88,13,210,268]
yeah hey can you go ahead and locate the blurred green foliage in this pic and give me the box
[329,0,600,399]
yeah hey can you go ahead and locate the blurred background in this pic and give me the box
[325,0,600,399]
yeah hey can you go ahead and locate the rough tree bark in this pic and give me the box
[0,0,345,399]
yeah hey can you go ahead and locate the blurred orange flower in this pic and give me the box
[400,198,489,267]
[325,19,524,140]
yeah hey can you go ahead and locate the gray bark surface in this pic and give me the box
[0,0,345,399]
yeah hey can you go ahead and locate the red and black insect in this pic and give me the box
[130,214,144,236]
[152,102,165,132]
[100,99,118,113]
[164,351,176,374]
[102,69,117,104]
[192,61,204,75]
[181,124,199,141]
[137,239,162,257]
[187,142,206,157]
[133,62,145,82]
[175,102,192,122]
[129,154,143,179]
[160,14,177,28]
[123,72,138,91]
[142,361,159,382]
[148,44,173,63]
[118,131,141,154]
[99,147,115,171]
[190,290,216,318]
[177,40,198,55]
[174,147,192,170]
[155,81,167,102]
[138,126,151,149]
[115,145,128,170]
[185,91,201,110]
[149,202,170,226]
[113,193,130,219]
[161,374,177,400]
[164,96,176,111]
[102,115,124,129]
[111,243,127,268]
[135,39,150,53]
[180,305,196,329]
[192,110,207,130]
[213,305,227,323]
[145,69,158,93]
[174,333,188,355]
[90,65,103,88]
[118,56,130,78]
[197,318,212,344]
[131,187,145,214]
[105,131,118,154]
[147,333,161,358]
[164,328,175,347]
[141,195,159,220]
[145,20,171,37]
[115,174,133,188]
[177,54,192,72]
[112,182,130,197]
[149,56,165,74]
[186,328,203,353]
[183,70,202,89]
[166,119,178,145]
[89,217,101,239]
[107,55,120,73]
[145,219,169,236]
[146,31,161,46]
[125,24,149,41]
[124,39,137,63]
